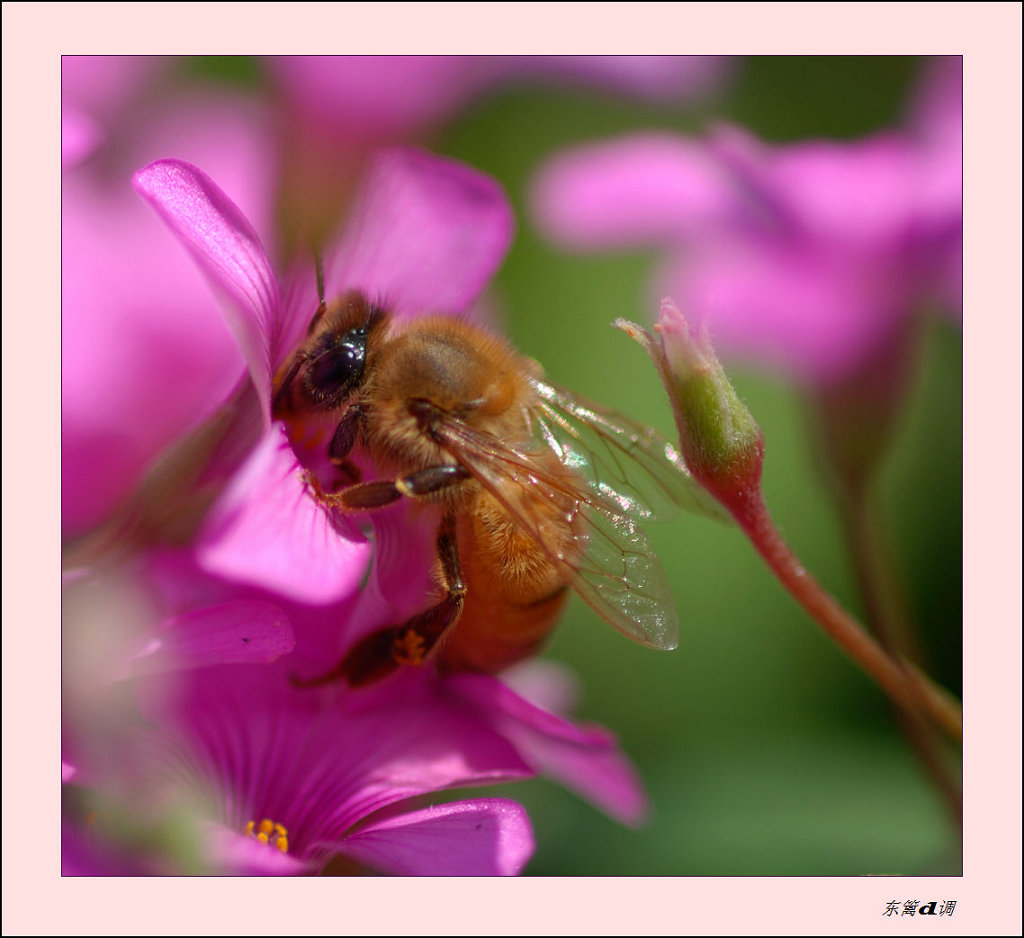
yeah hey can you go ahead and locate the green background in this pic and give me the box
[197,55,964,875]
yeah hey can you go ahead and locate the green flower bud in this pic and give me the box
[616,299,764,506]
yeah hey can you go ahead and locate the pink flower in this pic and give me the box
[61,81,275,537]
[147,547,651,829]
[268,55,733,144]
[63,550,646,873]
[61,56,163,127]
[130,148,513,603]
[65,655,536,875]
[266,55,734,246]
[61,560,296,805]
[128,147,650,829]
[531,57,962,386]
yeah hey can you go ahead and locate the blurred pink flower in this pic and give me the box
[531,57,962,385]
[266,55,734,247]
[61,107,100,170]
[61,56,163,126]
[268,55,733,144]
[63,547,648,874]
[65,655,536,875]
[61,84,275,537]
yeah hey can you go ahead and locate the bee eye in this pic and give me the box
[306,327,368,406]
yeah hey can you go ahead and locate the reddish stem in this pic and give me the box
[723,484,963,744]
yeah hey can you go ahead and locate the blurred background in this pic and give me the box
[64,55,962,875]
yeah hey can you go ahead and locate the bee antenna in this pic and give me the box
[314,248,326,311]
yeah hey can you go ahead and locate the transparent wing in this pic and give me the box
[529,379,730,523]
[432,415,679,651]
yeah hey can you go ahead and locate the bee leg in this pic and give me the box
[316,463,471,511]
[270,353,306,417]
[291,513,466,689]
[342,512,466,686]
[327,405,365,487]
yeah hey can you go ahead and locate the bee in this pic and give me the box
[273,289,721,687]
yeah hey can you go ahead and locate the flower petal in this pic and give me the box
[270,56,476,140]
[708,125,920,247]
[195,425,371,604]
[133,159,279,419]
[62,820,149,876]
[202,824,311,876]
[330,148,514,319]
[61,107,100,169]
[499,659,581,717]
[136,663,534,861]
[447,674,649,827]
[127,600,295,676]
[63,98,274,536]
[297,674,535,837]
[61,55,160,119]
[61,187,247,535]
[659,242,903,384]
[532,134,735,249]
[511,55,733,102]
[338,499,442,652]
[339,799,534,875]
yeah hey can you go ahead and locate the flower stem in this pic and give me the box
[836,486,962,831]
[616,307,962,746]
[727,487,963,744]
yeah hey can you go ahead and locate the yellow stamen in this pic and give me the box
[245,818,289,853]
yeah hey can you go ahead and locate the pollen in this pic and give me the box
[392,628,427,666]
[245,818,289,853]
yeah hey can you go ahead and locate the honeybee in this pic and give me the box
[273,290,721,687]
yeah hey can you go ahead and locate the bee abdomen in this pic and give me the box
[434,503,573,674]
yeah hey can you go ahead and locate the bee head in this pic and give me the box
[273,292,386,417]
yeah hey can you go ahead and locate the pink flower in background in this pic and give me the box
[61,85,275,537]
[531,57,962,385]
[269,55,733,144]
[266,54,734,247]
[61,56,163,126]
[61,107,100,170]
[908,56,963,312]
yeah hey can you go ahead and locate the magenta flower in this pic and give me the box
[61,56,163,126]
[61,85,276,537]
[61,561,296,809]
[63,550,643,873]
[61,107,100,170]
[130,147,514,603]
[269,55,733,144]
[64,654,535,875]
[143,546,651,830]
[531,57,962,385]
[266,54,734,246]
[127,147,650,831]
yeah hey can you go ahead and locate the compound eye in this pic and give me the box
[305,328,367,406]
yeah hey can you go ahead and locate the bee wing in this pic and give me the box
[432,415,680,651]
[529,379,730,523]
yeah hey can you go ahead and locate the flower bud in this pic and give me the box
[616,299,764,508]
